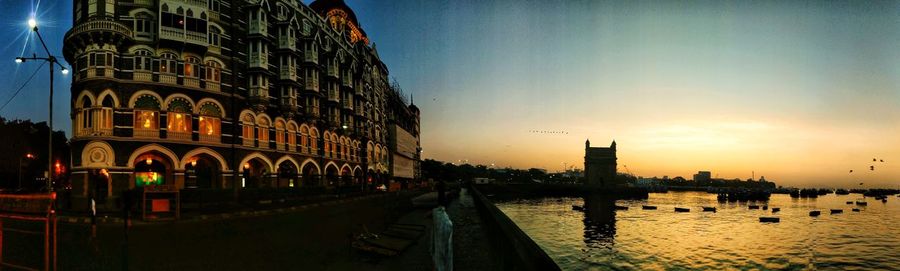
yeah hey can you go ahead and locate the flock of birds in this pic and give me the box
[849,158,887,178]
[528,130,569,134]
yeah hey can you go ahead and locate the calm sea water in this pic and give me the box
[496,191,900,271]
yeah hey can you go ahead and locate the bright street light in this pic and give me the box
[15,58,22,63]
[61,68,69,75]
[28,18,37,29]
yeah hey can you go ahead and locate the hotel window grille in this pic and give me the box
[133,94,161,137]
[166,98,193,140]
[133,50,153,71]
[205,61,221,83]
[159,53,178,75]
[184,57,201,78]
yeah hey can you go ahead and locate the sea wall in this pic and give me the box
[469,185,561,271]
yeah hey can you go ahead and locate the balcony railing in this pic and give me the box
[159,74,177,84]
[243,138,255,147]
[76,127,113,137]
[133,129,158,138]
[305,78,318,91]
[280,66,296,81]
[133,71,152,82]
[279,36,295,50]
[250,52,268,68]
[205,81,221,92]
[159,27,208,46]
[199,134,220,143]
[249,20,267,36]
[250,86,269,98]
[327,66,338,77]
[184,77,200,88]
[327,90,339,102]
[305,106,320,117]
[167,131,192,141]
[304,51,317,64]
[64,19,133,43]
[342,100,353,110]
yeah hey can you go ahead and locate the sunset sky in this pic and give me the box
[0,0,897,187]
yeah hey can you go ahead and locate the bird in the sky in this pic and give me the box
[880,159,884,162]
[849,170,853,173]
[870,165,875,171]
[873,158,877,162]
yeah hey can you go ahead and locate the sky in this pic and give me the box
[0,0,897,188]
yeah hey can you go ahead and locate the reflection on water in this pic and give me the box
[497,192,900,271]
[583,194,616,250]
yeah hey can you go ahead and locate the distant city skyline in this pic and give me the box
[0,0,897,187]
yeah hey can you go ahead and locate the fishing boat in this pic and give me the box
[856,201,868,206]
[759,217,780,223]
[771,207,780,213]
[762,205,769,210]
[835,189,850,195]
[749,205,760,209]
[846,201,854,204]
[615,205,629,211]
[702,207,716,212]
[675,207,690,212]
[809,210,821,216]
[830,209,843,214]
[572,205,584,211]
[852,208,860,212]
[642,205,657,210]
[882,199,887,203]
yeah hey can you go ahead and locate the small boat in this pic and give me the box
[856,201,868,206]
[852,208,860,212]
[675,207,690,212]
[846,201,854,204]
[809,210,821,216]
[615,205,629,210]
[642,205,657,210]
[831,209,843,214]
[771,207,781,213]
[572,205,584,211]
[702,207,716,212]
[759,217,780,223]
[762,205,769,210]
[749,205,760,209]
[882,199,888,203]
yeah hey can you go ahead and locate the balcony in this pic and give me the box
[64,19,133,48]
[243,138,255,147]
[167,131,192,141]
[250,86,269,99]
[184,77,200,88]
[279,36,296,50]
[133,71,152,82]
[327,89,339,102]
[304,51,318,64]
[280,66,296,81]
[160,26,208,46]
[249,20,267,36]
[249,52,268,68]
[159,74,177,85]
[305,77,319,91]
[342,100,353,110]
[76,127,113,137]
[199,134,220,143]
[342,76,352,87]
[205,81,221,92]
[82,67,114,79]
[133,128,159,138]
[305,106,320,117]
[326,66,338,78]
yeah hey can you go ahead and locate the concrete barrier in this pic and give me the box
[470,186,560,271]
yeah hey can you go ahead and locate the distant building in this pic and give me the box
[583,139,617,186]
[694,171,712,183]
[473,177,494,184]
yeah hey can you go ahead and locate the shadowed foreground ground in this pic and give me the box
[50,192,432,271]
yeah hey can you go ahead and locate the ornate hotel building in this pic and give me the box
[62,0,421,211]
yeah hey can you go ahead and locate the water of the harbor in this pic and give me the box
[496,191,900,270]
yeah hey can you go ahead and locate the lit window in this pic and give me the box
[199,116,220,136]
[135,111,158,129]
[168,112,191,133]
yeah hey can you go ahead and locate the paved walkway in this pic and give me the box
[446,188,499,271]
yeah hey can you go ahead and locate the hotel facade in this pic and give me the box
[62,0,421,211]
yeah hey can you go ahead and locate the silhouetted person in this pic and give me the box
[437,179,447,206]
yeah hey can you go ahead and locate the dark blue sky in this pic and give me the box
[1,0,898,186]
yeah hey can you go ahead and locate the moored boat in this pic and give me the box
[831,209,843,214]
[852,208,860,212]
[762,205,768,210]
[702,207,716,212]
[771,207,780,213]
[642,205,657,210]
[759,217,780,223]
[572,205,584,211]
[675,207,690,212]
[856,201,867,206]
[809,210,821,216]
[846,201,853,204]
[615,205,629,210]
[749,205,760,209]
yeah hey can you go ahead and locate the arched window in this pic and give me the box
[275,119,286,150]
[134,12,154,40]
[323,132,331,157]
[133,49,153,71]
[96,95,115,135]
[166,98,193,140]
[159,52,178,74]
[287,122,297,152]
[75,96,93,137]
[257,116,271,148]
[198,102,222,142]
[241,112,255,147]
[205,61,221,83]
[133,94,161,138]
[310,128,319,153]
[208,26,222,47]
[184,56,201,78]
[300,126,309,153]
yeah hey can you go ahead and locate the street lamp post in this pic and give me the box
[16,18,69,192]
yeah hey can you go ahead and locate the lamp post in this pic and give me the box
[15,18,69,192]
